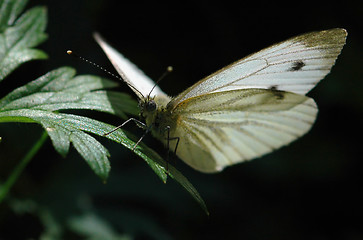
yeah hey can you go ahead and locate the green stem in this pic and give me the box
[0,131,48,204]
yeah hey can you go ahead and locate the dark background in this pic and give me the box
[1,1,362,239]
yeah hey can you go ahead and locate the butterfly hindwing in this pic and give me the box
[167,89,317,172]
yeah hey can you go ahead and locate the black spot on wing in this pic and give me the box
[289,60,305,71]
[269,85,278,91]
[269,85,284,100]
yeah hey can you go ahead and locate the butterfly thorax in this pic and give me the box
[139,95,173,142]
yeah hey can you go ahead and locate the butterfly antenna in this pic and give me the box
[148,66,173,97]
[66,50,144,98]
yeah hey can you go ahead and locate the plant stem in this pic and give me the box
[0,131,48,204]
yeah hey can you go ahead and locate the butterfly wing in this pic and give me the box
[166,89,317,172]
[94,33,166,99]
[169,28,347,107]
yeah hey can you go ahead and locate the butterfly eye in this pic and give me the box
[146,100,157,112]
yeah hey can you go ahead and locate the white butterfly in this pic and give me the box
[94,28,347,173]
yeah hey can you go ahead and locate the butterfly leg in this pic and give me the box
[164,126,180,172]
[131,125,152,151]
[103,118,150,150]
[103,118,146,136]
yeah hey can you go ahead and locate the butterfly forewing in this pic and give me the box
[167,89,317,172]
[169,28,347,108]
[94,33,166,99]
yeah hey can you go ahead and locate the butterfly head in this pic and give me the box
[142,96,157,112]
[138,95,158,127]
[139,94,171,129]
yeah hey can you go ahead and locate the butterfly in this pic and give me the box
[94,28,347,173]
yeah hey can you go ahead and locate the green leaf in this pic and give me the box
[1,104,209,214]
[0,0,47,81]
[0,67,138,117]
[0,67,138,180]
[0,0,29,30]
